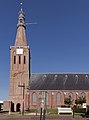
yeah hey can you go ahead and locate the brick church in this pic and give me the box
[8,8,89,112]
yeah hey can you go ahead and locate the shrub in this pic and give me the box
[75,96,86,105]
[64,95,73,106]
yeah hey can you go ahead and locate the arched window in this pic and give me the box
[32,92,36,105]
[14,56,16,64]
[46,92,49,105]
[56,93,61,105]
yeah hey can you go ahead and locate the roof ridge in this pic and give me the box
[31,72,89,75]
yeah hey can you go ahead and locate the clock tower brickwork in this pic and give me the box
[9,9,30,112]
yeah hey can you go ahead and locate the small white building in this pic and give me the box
[0,101,3,104]
[0,101,3,111]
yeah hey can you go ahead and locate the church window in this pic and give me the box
[32,92,36,104]
[19,56,21,64]
[14,56,16,64]
[46,92,49,105]
[24,56,26,64]
[56,93,61,105]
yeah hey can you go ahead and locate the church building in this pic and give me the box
[8,8,89,112]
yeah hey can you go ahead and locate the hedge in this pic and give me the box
[73,108,86,113]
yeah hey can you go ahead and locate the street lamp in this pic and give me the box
[39,91,47,120]
[18,83,25,115]
[43,91,47,120]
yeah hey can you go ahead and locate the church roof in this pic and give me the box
[30,73,89,90]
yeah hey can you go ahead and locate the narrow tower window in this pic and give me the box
[14,56,16,64]
[24,56,26,64]
[32,92,36,104]
[20,19,22,22]
[19,56,21,64]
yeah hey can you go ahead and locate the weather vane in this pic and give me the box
[26,22,37,25]
[20,2,37,26]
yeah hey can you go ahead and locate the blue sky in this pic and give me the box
[0,0,89,100]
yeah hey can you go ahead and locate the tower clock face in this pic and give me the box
[16,48,23,54]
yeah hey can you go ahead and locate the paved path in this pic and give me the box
[0,114,89,120]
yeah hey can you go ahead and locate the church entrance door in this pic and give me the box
[16,103,21,112]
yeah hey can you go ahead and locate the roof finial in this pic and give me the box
[17,3,26,28]
[20,2,23,10]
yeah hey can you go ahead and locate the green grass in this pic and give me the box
[26,109,36,113]
[26,108,86,116]
[27,108,58,114]
[47,109,58,114]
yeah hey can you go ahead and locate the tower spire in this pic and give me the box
[15,8,27,46]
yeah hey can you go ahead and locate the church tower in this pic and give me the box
[9,9,30,112]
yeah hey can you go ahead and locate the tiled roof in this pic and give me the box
[30,74,89,90]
